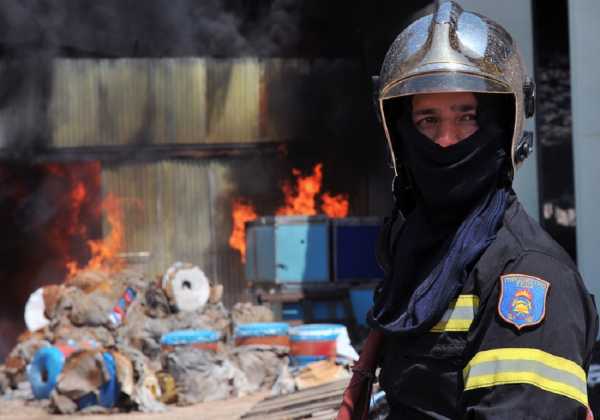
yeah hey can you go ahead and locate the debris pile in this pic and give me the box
[1,262,357,415]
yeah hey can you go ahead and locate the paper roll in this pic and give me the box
[162,263,210,312]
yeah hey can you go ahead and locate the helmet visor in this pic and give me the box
[381,72,511,101]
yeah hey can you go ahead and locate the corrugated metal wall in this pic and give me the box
[50,59,208,146]
[50,58,271,147]
[102,161,213,276]
[102,158,280,306]
[44,57,369,306]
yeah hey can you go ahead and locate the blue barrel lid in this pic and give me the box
[290,324,346,341]
[234,322,289,338]
[160,329,220,345]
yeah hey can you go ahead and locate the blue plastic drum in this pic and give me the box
[289,324,346,366]
[160,329,221,352]
[27,346,66,399]
[234,322,290,347]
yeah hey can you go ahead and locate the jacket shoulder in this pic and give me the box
[503,199,577,271]
[472,198,581,299]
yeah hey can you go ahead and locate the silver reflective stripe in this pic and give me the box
[464,348,589,407]
[467,359,587,396]
[431,294,479,332]
[436,306,476,323]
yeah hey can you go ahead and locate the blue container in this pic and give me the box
[289,324,346,366]
[160,330,221,346]
[349,287,376,326]
[332,218,384,283]
[77,352,120,409]
[246,216,330,283]
[234,322,289,338]
[281,302,348,322]
[27,346,66,399]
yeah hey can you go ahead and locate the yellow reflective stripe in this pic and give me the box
[431,319,473,332]
[464,348,588,407]
[465,371,588,408]
[431,294,479,333]
[465,348,586,382]
[455,294,480,308]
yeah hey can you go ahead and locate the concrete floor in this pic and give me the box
[0,393,267,420]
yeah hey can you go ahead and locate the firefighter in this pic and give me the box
[337,1,598,419]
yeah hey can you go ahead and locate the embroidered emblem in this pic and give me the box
[498,274,550,330]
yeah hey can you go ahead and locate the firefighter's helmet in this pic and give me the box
[375,0,535,179]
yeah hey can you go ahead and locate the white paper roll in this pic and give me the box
[163,263,210,312]
[24,287,50,332]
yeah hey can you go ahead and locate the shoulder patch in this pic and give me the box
[498,274,550,330]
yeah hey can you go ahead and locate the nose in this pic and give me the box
[434,120,461,148]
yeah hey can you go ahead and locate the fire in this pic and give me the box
[229,200,258,263]
[276,164,323,216]
[229,163,350,263]
[68,181,88,236]
[277,163,349,219]
[66,193,125,277]
[321,192,349,218]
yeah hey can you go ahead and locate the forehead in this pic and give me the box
[411,92,478,112]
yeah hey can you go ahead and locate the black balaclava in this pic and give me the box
[369,93,511,333]
[399,93,510,226]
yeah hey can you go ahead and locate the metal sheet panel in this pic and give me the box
[101,163,162,275]
[158,160,213,277]
[101,160,213,280]
[206,59,261,143]
[260,59,311,142]
[50,59,207,147]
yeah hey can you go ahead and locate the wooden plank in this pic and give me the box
[243,388,345,414]
[309,410,338,420]
[252,398,341,420]
[243,379,348,419]
[255,379,348,405]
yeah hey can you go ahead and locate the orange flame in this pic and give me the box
[66,193,125,277]
[229,200,258,263]
[321,192,349,218]
[229,163,349,263]
[68,181,88,236]
[276,163,323,216]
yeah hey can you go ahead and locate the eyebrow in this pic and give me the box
[412,104,477,116]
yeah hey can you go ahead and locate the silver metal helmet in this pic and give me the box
[376,0,535,179]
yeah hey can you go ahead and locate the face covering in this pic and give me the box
[368,98,510,336]
[400,116,507,225]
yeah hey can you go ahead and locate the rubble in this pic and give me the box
[165,347,249,405]
[50,349,113,413]
[4,335,50,387]
[232,302,275,325]
[2,263,359,416]
[293,360,350,390]
[229,346,290,394]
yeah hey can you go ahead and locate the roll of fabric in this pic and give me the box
[162,262,210,312]
[234,322,290,347]
[27,346,67,399]
[160,329,220,353]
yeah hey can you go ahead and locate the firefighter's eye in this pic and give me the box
[416,116,438,128]
[459,113,477,123]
